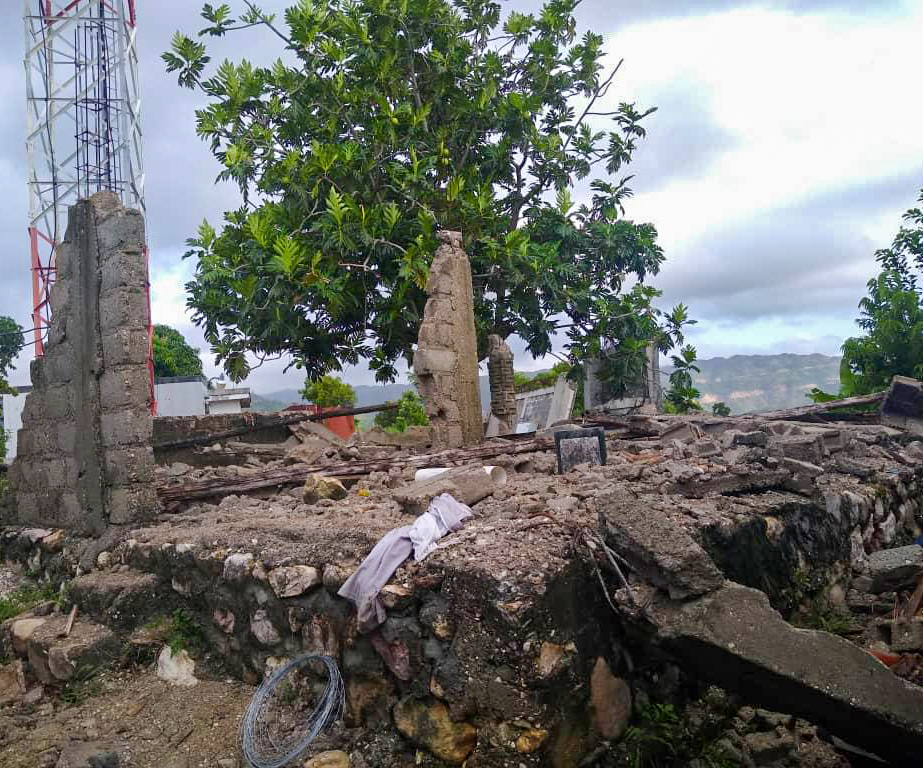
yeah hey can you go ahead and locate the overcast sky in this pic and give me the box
[1,0,921,394]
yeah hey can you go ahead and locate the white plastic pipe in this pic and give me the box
[414,465,508,484]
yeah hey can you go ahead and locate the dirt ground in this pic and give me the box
[0,665,254,768]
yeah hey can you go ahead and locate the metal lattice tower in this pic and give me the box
[24,0,154,409]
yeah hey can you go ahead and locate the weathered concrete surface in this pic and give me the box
[882,375,923,434]
[646,582,923,764]
[413,231,483,448]
[486,334,516,435]
[867,544,923,593]
[4,192,158,535]
[392,465,499,514]
[598,491,724,600]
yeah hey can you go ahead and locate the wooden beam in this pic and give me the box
[153,402,399,451]
[157,436,553,508]
[747,391,886,422]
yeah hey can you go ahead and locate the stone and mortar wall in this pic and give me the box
[413,231,483,448]
[3,192,158,535]
[487,334,516,434]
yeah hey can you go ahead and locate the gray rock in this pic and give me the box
[867,544,923,593]
[881,375,923,435]
[598,490,724,600]
[55,742,119,768]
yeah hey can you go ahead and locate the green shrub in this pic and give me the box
[375,390,429,433]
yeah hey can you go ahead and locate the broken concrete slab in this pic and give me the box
[597,490,725,600]
[289,419,348,448]
[393,465,501,515]
[646,582,923,765]
[882,375,923,435]
[867,544,923,593]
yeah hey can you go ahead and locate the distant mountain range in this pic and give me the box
[682,353,841,414]
[250,353,843,416]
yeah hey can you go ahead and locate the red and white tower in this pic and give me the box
[24,0,154,410]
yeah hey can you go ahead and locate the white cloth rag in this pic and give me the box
[409,492,473,561]
[338,492,472,632]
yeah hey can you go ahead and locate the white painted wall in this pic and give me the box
[1,390,28,462]
[154,379,207,417]
[207,398,243,415]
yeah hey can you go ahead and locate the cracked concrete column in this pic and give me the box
[4,192,159,535]
[413,231,483,448]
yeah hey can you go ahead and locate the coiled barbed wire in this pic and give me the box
[238,653,344,768]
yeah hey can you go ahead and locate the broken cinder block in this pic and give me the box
[881,375,923,435]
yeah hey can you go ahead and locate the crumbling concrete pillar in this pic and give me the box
[486,334,516,435]
[413,231,483,448]
[3,191,159,535]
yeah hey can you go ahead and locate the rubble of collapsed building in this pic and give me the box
[5,199,923,768]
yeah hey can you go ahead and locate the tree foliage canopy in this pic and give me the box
[374,389,429,432]
[0,316,24,464]
[300,374,356,407]
[664,344,701,414]
[152,324,204,378]
[810,187,923,401]
[165,0,678,383]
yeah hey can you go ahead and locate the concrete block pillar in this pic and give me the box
[4,192,159,535]
[487,334,516,435]
[413,231,483,448]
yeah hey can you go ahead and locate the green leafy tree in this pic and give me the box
[664,344,701,413]
[810,187,923,401]
[513,360,571,393]
[152,325,204,378]
[301,374,356,407]
[0,317,24,465]
[711,401,731,417]
[375,389,429,432]
[164,0,682,383]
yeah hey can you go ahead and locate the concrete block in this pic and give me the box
[882,376,923,435]
[99,250,149,293]
[43,342,76,384]
[98,289,150,333]
[56,422,77,453]
[100,408,153,448]
[99,368,152,410]
[103,449,154,485]
[101,329,150,367]
[108,485,159,525]
[48,280,69,316]
[868,545,923,593]
[414,348,456,374]
[95,205,145,256]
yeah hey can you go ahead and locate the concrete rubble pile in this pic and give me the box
[6,202,923,766]
[4,389,923,766]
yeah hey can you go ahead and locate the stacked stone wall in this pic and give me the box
[3,192,158,535]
